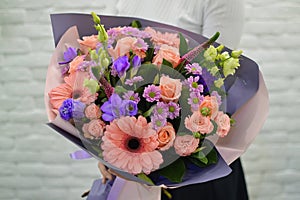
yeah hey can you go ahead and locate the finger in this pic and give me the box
[98,162,113,183]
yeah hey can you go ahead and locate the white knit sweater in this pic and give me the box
[115,0,244,49]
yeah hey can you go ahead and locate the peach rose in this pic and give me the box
[82,119,106,139]
[215,111,231,137]
[85,103,101,120]
[157,123,176,151]
[69,55,85,74]
[108,37,146,60]
[199,96,219,119]
[152,44,181,68]
[78,35,99,55]
[159,75,182,102]
[185,111,214,134]
[174,135,199,156]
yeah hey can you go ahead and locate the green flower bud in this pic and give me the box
[200,107,211,116]
[223,57,240,77]
[204,45,217,62]
[84,79,100,94]
[193,132,201,139]
[216,44,224,53]
[209,66,219,76]
[91,12,101,24]
[101,58,110,68]
[98,25,108,43]
[231,50,243,58]
[90,50,98,61]
[214,78,224,88]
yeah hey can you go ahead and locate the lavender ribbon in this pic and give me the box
[69,150,92,160]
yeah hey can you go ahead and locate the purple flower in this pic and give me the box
[122,91,140,103]
[153,102,168,117]
[132,55,141,69]
[123,100,138,116]
[143,85,161,102]
[113,56,130,77]
[188,92,204,111]
[185,63,202,75]
[59,98,85,121]
[125,76,144,86]
[151,114,167,130]
[101,94,125,122]
[183,76,204,93]
[59,47,77,64]
[201,68,216,91]
[167,102,180,119]
[134,38,148,51]
[59,98,74,121]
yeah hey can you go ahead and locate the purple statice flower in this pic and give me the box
[211,91,222,106]
[113,55,130,77]
[122,91,140,103]
[101,93,125,122]
[183,76,204,93]
[185,63,202,75]
[143,85,161,102]
[132,55,141,69]
[125,76,144,86]
[59,98,74,121]
[123,100,138,116]
[188,92,204,111]
[153,102,168,118]
[151,114,167,130]
[72,100,86,120]
[167,102,180,119]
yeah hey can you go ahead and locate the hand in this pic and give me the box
[98,162,114,184]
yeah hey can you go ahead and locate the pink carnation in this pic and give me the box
[174,135,199,156]
[184,111,214,134]
[85,103,101,120]
[215,111,231,137]
[101,116,163,174]
[82,119,106,139]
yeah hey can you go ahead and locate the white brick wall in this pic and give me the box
[0,0,299,199]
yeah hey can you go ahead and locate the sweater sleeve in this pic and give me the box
[202,0,245,49]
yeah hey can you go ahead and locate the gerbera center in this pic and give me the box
[127,137,141,151]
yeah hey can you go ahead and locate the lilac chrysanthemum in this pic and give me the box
[167,102,180,119]
[183,76,204,93]
[143,85,161,102]
[185,63,202,75]
[125,76,144,86]
[153,102,168,118]
[122,91,140,103]
[188,92,204,111]
[151,114,167,130]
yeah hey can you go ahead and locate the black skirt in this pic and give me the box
[161,158,248,200]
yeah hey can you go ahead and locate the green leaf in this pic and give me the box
[191,150,208,164]
[179,33,188,56]
[130,20,142,28]
[188,147,218,167]
[137,173,154,185]
[158,158,185,183]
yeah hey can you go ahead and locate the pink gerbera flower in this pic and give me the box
[101,116,163,174]
[49,71,97,109]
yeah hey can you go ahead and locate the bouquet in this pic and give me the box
[45,12,269,199]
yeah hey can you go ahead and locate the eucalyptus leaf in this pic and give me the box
[179,33,188,56]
